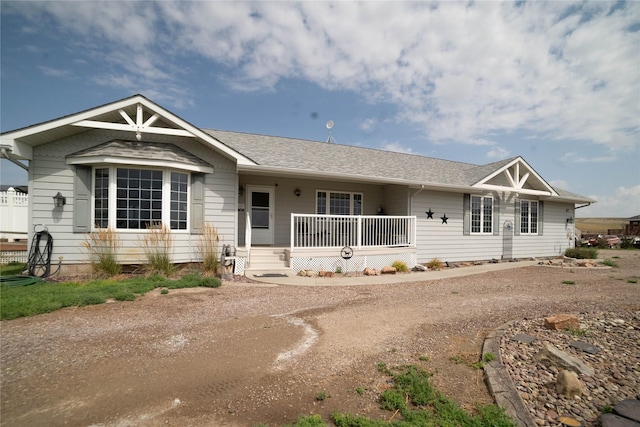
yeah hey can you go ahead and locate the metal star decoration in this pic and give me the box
[426,209,434,219]
[441,214,448,224]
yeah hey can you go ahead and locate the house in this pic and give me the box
[0,95,594,276]
[625,214,640,236]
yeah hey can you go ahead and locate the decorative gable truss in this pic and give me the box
[473,157,558,197]
[72,103,194,141]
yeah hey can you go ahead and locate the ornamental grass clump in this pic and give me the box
[141,223,173,276]
[82,227,121,277]
[197,223,220,273]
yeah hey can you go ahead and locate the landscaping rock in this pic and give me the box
[544,314,580,330]
[412,264,427,272]
[363,267,379,276]
[601,413,640,427]
[381,266,396,274]
[556,369,583,398]
[614,399,640,423]
[570,340,601,355]
[534,341,594,376]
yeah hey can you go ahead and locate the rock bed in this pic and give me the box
[500,310,640,427]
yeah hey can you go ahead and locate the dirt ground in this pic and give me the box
[2,250,639,427]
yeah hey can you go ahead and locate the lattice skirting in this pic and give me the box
[0,250,28,264]
[233,257,246,275]
[290,252,416,274]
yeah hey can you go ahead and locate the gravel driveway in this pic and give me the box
[1,250,638,427]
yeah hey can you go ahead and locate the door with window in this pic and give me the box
[248,186,274,245]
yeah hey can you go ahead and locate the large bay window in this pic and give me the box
[316,191,362,215]
[94,167,189,230]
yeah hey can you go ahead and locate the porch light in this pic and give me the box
[294,188,301,197]
[53,192,66,207]
[566,217,574,224]
[238,185,244,196]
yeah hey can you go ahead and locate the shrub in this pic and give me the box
[391,260,409,272]
[197,223,220,273]
[426,258,444,270]
[82,227,122,277]
[601,259,618,268]
[564,247,598,259]
[140,223,173,276]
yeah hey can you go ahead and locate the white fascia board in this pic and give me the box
[0,138,33,159]
[476,184,554,196]
[4,96,150,141]
[2,95,255,167]
[475,157,559,197]
[66,156,214,174]
[132,98,255,166]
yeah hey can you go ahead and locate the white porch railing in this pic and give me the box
[0,188,29,242]
[291,214,416,249]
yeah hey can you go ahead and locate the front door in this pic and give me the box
[248,186,274,245]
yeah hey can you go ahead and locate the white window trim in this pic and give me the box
[470,194,493,235]
[520,199,539,235]
[91,166,191,233]
[316,190,363,215]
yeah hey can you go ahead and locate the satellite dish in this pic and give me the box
[326,120,334,130]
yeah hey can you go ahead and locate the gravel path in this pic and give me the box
[1,249,638,426]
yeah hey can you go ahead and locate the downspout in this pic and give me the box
[0,147,29,171]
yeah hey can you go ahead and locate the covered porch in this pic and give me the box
[234,213,417,275]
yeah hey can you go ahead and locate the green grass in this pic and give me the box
[328,365,515,427]
[0,262,27,276]
[562,280,576,285]
[1,273,221,320]
[601,259,618,268]
[564,247,598,259]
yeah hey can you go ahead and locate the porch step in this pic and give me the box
[246,247,289,271]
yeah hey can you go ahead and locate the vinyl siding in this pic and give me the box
[411,190,503,262]
[238,176,387,246]
[512,201,574,258]
[28,128,237,266]
[411,190,575,263]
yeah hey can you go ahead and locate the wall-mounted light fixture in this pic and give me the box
[238,185,244,196]
[566,217,574,224]
[294,188,301,197]
[53,192,66,207]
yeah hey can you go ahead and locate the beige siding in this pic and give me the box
[28,128,237,266]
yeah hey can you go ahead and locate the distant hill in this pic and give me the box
[575,218,627,234]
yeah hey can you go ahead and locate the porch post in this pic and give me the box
[245,210,252,267]
[356,216,362,249]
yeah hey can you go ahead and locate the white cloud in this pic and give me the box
[9,1,640,149]
[487,147,510,159]
[560,152,618,163]
[580,185,640,218]
[38,66,72,78]
[360,118,377,133]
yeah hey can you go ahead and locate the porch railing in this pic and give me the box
[291,214,416,249]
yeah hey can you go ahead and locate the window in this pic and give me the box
[93,167,189,230]
[470,195,493,234]
[520,200,539,234]
[316,191,363,215]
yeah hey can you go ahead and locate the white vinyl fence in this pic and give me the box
[1,188,28,242]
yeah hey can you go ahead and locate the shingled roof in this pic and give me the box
[205,129,517,188]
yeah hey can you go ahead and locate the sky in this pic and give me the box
[1,1,639,218]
